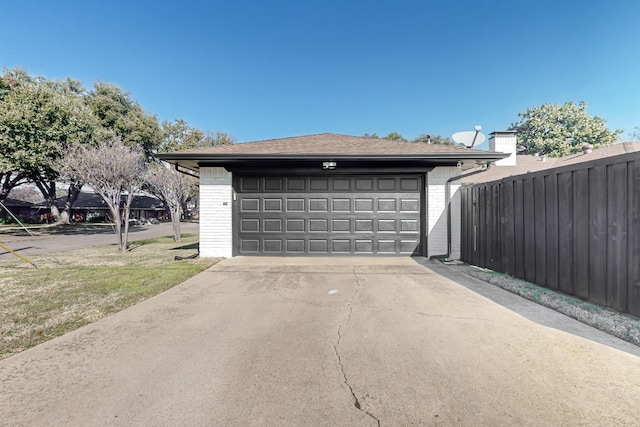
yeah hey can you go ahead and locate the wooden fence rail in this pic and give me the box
[460,151,640,317]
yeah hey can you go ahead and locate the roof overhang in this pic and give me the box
[157,151,510,174]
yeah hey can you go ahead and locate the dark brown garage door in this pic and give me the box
[233,175,423,255]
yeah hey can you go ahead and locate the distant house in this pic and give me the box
[55,192,168,222]
[2,192,168,223]
[463,131,640,184]
[0,198,39,222]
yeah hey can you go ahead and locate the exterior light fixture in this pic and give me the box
[322,161,337,170]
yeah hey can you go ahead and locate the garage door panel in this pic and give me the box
[286,198,305,211]
[286,178,306,191]
[354,198,374,212]
[355,219,373,232]
[286,240,305,253]
[377,199,396,212]
[264,240,282,253]
[241,178,260,192]
[241,218,260,232]
[235,175,422,256]
[310,178,329,191]
[264,198,283,211]
[401,178,420,191]
[377,178,396,191]
[400,219,419,232]
[264,219,283,232]
[331,239,351,253]
[309,239,329,253]
[332,179,351,191]
[285,218,305,232]
[355,240,374,254]
[355,178,374,191]
[400,239,420,254]
[332,219,351,232]
[400,199,420,212]
[241,198,260,212]
[309,198,329,211]
[377,240,396,253]
[241,239,260,253]
[309,219,328,232]
[332,199,351,211]
[264,177,283,191]
[377,219,396,232]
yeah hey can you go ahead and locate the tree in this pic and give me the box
[362,132,407,141]
[631,127,640,141]
[0,68,96,221]
[384,131,407,141]
[146,163,198,242]
[158,119,234,153]
[509,101,622,157]
[56,140,147,251]
[412,134,455,145]
[87,82,162,157]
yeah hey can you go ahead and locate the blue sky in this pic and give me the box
[2,0,639,148]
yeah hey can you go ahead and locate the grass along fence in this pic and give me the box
[461,151,640,318]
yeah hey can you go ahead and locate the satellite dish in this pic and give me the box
[452,125,485,148]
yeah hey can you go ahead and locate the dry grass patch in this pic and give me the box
[0,233,220,360]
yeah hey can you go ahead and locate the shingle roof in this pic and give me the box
[463,142,640,183]
[157,133,508,171]
[162,133,494,155]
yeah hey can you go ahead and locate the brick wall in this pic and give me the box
[199,167,232,258]
[427,166,461,258]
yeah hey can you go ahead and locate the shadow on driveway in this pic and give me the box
[419,258,640,357]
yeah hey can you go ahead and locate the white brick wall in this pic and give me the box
[199,167,232,258]
[427,167,461,259]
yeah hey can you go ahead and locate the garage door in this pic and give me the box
[234,175,423,255]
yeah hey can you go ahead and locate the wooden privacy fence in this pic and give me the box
[460,151,640,317]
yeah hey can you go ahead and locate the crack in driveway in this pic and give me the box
[333,267,381,426]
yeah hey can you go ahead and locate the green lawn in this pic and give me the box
[0,233,220,360]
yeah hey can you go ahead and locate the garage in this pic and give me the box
[234,174,422,255]
[157,133,507,258]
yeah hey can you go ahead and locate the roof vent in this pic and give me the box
[582,144,593,155]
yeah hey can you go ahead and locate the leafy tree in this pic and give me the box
[56,140,147,251]
[384,131,407,141]
[158,119,234,153]
[412,134,455,145]
[362,132,407,141]
[364,132,456,145]
[146,163,197,242]
[509,101,622,157]
[87,82,162,157]
[0,68,96,221]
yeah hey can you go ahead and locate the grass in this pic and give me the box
[0,233,221,360]
[459,265,640,347]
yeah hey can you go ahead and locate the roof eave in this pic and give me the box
[157,152,509,162]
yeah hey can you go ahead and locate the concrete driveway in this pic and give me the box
[1,257,640,426]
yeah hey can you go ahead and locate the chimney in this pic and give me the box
[582,144,593,154]
[489,131,517,166]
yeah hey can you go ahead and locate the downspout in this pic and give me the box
[430,161,492,260]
